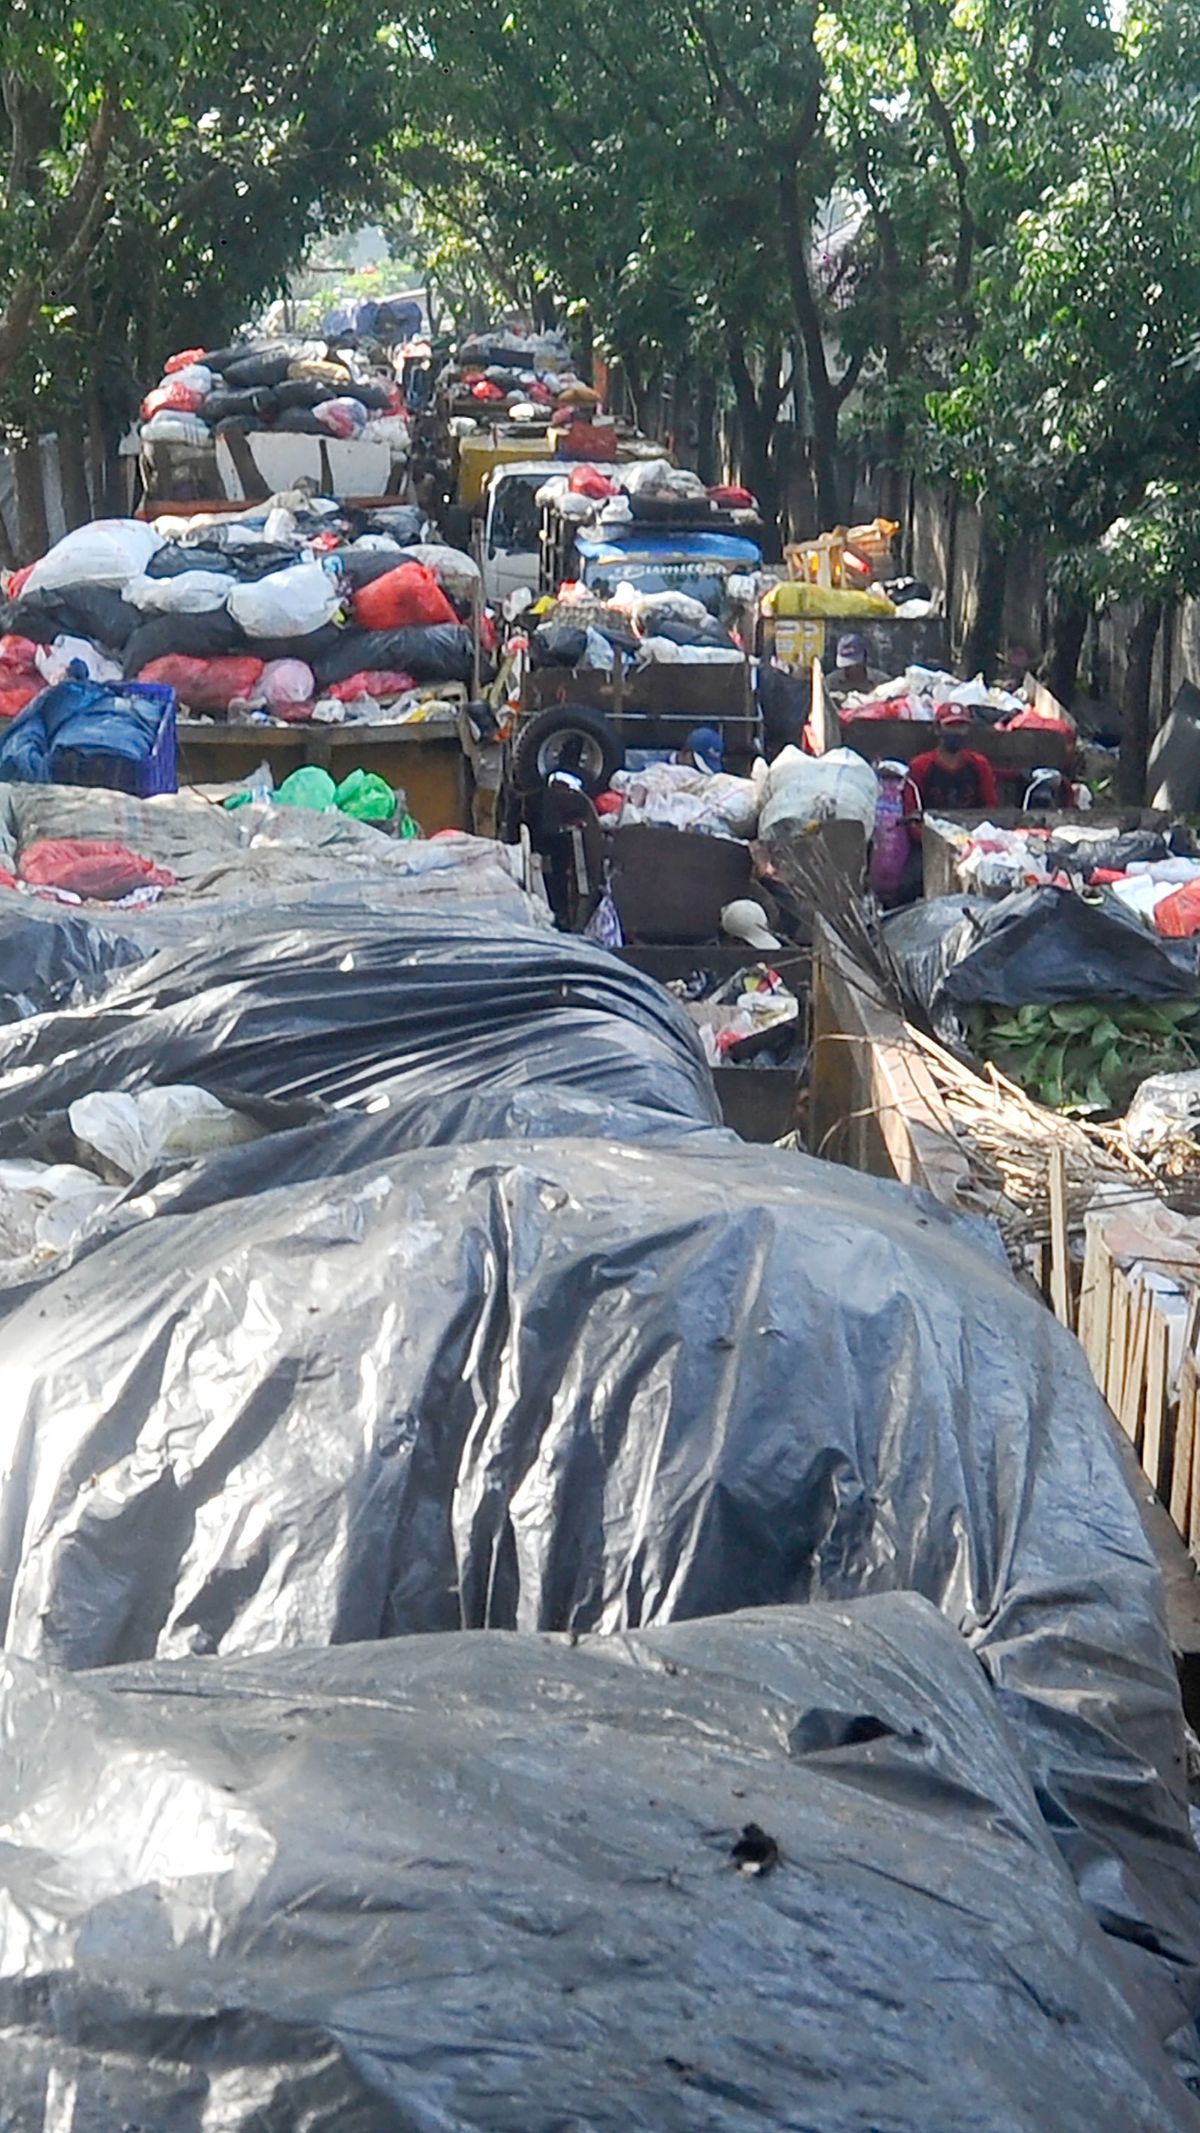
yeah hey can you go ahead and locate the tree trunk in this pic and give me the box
[694,370,717,486]
[13,441,48,562]
[58,414,92,528]
[962,509,1008,677]
[1119,601,1162,803]
[1042,587,1089,708]
[777,167,842,528]
[726,339,783,554]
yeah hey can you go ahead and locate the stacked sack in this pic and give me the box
[139,339,411,459]
[0,507,481,726]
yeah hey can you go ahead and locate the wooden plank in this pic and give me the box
[1120,1282,1151,1450]
[809,658,840,757]
[1048,1147,1071,1328]
[1172,1356,1198,1535]
[1142,1305,1170,1496]
[1105,1267,1129,1412]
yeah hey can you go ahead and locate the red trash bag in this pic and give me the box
[568,466,617,500]
[141,380,205,421]
[5,563,35,600]
[1156,880,1200,939]
[327,669,416,701]
[138,655,265,713]
[164,347,206,375]
[19,839,175,901]
[351,563,456,631]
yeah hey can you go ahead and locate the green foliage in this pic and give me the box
[968,999,1200,1116]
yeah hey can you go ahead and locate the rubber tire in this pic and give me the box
[510,705,623,798]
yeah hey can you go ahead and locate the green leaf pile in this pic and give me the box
[966,1000,1200,1116]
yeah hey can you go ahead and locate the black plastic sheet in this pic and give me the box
[0,1129,1195,2034]
[886,883,1200,1035]
[0,905,143,1022]
[0,1596,1194,2131]
[0,910,718,1127]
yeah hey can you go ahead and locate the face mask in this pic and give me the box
[941,731,967,755]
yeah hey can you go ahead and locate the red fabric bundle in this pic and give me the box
[138,655,265,714]
[6,563,35,600]
[471,380,505,402]
[0,679,41,720]
[327,670,416,701]
[708,484,755,509]
[351,563,456,631]
[20,838,175,901]
[0,636,41,672]
[164,348,206,375]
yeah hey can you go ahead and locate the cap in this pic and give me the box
[835,633,866,667]
[935,702,971,727]
[686,724,725,775]
[721,899,783,951]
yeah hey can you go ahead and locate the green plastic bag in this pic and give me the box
[277,767,337,812]
[335,768,397,823]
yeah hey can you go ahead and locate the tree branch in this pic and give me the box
[907,0,976,314]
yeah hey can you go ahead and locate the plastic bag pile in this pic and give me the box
[139,336,411,456]
[0,888,1197,2120]
[0,506,481,730]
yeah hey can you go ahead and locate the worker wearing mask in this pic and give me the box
[825,632,888,702]
[909,705,998,811]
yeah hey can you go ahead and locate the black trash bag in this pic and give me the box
[335,548,413,589]
[142,543,238,581]
[344,379,393,412]
[0,1127,1197,2036]
[200,343,250,374]
[201,387,278,425]
[0,906,143,1022]
[176,538,308,582]
[244,620,347,667]
[122,606,245,676]
[4,585,140,651]
[274,408,326,435]
[649,613,735,650]
[311,623,474,687]
[0,1597,1193,2133]
[363,505,424,543]
[1045,829,1170,878]
[221,349,293,390]
[273,378,338,411]
[758,658,811,754]
[886,886,1200,1031]
[530,622,590,668]
[0,910,718,1124]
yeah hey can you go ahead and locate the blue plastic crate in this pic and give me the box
[50,683,177,798]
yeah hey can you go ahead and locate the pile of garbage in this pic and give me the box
[932,816,1200,933]
[539,456,759,532]
[139,337,410,458]
[437,323,592,419]
[835,661,1049,725]
[0,504,480,730]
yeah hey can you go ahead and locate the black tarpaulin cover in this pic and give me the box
[0,1596,1195,2131]
[0,1130,1197,2035]
[0,910,720,1130]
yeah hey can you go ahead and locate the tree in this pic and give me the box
[927,3,1200,767]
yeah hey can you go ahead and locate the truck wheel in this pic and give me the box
[510,706,623,797]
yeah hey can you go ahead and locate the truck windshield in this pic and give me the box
[489,476,542,555]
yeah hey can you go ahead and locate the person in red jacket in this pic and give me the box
[909,705,999,812]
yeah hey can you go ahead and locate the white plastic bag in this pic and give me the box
[69,1086,264,1181]
[227,561,341,639]
[759,745,879,840]
[402,543,482,590]
[35,635,123,685]
[140,412,213,447]
[24,519,163,595]
[126,570,232,614]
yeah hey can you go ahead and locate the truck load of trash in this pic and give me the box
[0,1597,1192,2131]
